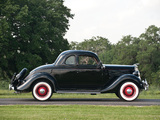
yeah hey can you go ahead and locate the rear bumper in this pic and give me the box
[142,79,149,90]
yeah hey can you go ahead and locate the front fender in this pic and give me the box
[17,73,56,91]
[101,74,143,93]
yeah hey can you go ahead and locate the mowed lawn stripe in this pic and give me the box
[0,105,160,120]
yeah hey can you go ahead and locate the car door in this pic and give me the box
[54,55,77,89]
[75,55,103,90]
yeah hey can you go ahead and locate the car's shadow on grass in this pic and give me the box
[21,98,120,102]
[49,98,121,102]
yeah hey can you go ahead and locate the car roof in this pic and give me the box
[61,50,97,55]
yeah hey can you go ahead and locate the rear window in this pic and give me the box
[79,56,98,65]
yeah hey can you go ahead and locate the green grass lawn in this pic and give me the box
[0,105,160,120]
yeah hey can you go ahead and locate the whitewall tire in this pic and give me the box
[32,82,52,101]
[119,82,139,101]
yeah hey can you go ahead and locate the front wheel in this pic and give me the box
[118,82,139,101]
[32,81,52,101]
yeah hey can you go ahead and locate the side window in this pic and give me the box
[79,56,98,65]
[65,56,76,65]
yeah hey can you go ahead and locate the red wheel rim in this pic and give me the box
[36,85,48,98]
[123,85,135,98]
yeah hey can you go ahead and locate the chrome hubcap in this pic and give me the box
[127,89,132,94]
[124,86,134,96]
[40,88,45,94]
[37,86,48,96]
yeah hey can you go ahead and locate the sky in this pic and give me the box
[64,0,160,44]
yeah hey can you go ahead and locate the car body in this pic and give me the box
[9,50,149,101]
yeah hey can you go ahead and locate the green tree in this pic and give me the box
[111,35,140,65]
[136,25,160,84]
[70,36,112,63]
[0,0,73,78]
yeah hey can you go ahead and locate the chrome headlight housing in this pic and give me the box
[133,65,141,79]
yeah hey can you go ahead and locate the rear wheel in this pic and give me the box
[118,82,139,101]
[32,81,52,101]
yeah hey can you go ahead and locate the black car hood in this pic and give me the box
[103,64,135,70]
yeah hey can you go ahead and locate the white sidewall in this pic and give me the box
[120,82,139,101]
[33,82,52,101]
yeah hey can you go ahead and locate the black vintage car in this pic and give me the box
[9,50,148,101]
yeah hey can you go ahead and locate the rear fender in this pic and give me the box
[17,73,57,92]
[101,74,143,93]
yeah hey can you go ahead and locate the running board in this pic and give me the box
[57,91,101,95]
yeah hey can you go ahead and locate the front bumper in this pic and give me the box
[142,79,149,90]
[9,84,15,90]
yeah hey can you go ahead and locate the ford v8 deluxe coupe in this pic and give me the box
[9,50,149,101]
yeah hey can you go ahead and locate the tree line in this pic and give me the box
[70,25,160,86]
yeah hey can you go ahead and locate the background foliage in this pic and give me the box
[0,0,160,88]
[70,25,160,86]
[0,0,73,80]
